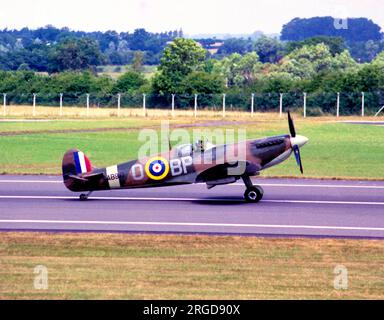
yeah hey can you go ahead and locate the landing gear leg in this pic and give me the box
[80,191,93,201]
[242,176,264,203]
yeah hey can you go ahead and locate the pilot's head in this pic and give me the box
[195,139,205,152]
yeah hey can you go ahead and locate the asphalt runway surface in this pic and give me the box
[0,175,383,239]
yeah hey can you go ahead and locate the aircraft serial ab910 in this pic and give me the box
[62,112,308,203]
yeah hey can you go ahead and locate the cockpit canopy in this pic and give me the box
[176,144,193,158]
[175,140,216,158]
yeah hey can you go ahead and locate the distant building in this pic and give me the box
[205,42,224,55]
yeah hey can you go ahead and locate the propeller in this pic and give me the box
[293,145,304,174]
[287,110,308,174]
[288,110,296,138]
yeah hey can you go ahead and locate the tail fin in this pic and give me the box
[62,149,93,179]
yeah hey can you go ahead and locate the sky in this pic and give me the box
[0,0,382,35]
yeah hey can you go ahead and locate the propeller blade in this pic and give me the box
[288,110,296,138]
[293,145,304,174]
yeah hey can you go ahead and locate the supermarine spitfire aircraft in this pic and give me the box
[62,112,308,203]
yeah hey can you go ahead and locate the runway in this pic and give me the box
[0,175,384,239]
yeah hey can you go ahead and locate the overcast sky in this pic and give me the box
[0,0,382,35]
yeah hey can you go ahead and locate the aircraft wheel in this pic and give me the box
[79,194,89,201]
[244,186,264,203]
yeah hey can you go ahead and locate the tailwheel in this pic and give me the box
[79,192,93,201]
[244,186,264,203]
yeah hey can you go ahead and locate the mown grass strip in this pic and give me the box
[0,232,383,299]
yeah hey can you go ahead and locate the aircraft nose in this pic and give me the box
[290,135,309,148]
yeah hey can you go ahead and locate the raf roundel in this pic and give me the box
[145,157,170,181]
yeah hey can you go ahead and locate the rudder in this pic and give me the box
[62,149,93,179]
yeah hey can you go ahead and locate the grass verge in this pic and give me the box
[0,232,383,300]
[0,115,383,179]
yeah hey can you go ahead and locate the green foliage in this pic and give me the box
[1,31,384,115]
[213,52,262,86]
[254,36,285,63]
[152,38,206,94]
[0,26,183,69]
[181,71,224,94]
[217,38,253,55]
[112,71,147,94]
[49,38,105,72]
[279,44,359,79]
[131,51,144,73]
[285,36,347,56]
[281,17,382,42]
[176,71,225,108]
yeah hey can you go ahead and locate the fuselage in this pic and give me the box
[64,134,299,193]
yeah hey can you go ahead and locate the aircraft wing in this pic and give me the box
[195,161,261,188]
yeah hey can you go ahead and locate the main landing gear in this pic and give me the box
[242,176,264,203]
[79,191,93,201]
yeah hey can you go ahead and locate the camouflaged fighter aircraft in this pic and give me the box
[62,112,308,203]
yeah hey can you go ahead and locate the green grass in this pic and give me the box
[0,119,161,133]
[0,118,383,179]
[246,122,384,179]
[0,233,383,299]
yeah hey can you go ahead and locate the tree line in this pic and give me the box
[1,37,384,115]
[0,26,183,71]
[1,16,384,115]
[0,17,383,73]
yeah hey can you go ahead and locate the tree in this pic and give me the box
[281,17,382,42]
[365,40,381,61]
[213,52,261,86]
[131,51,144,73]
[331,50,359,72]
[254,36,284,63]
[285,36,347,56]
[152,38,206,94]
[372,51,384,66]
[181,71,224,94]
[49,38,105,72]
[179,71,225,107]
[280,44,334,78]
[112,71,147,94]
[217,38,253,55]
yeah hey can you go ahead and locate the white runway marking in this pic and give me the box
[0,195,383,206]
[1,179,384,189]
[1,219,383,232]
[0,180,62,184]
[235,183,384,189]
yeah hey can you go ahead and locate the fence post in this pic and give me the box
[279,93,283,118]
[59,93,63,117]
[336,92,340,118]
[194,94,198,118]
[251,93,254,118]
[86,94,90,117]
[222,93,226,118]
[117,93,121,117]
[32,93,36,117]
[171,94,175,118]
[361,92,365,117]
[143,94,147,117]
[3,93,6,117]
[303,92,307,118]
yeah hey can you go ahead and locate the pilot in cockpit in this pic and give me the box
[176,139,215,158]
[194,139,216,153]
[194,139,205,153]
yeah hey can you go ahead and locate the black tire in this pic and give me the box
[244,186,264,203]
[79,194,88,201]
